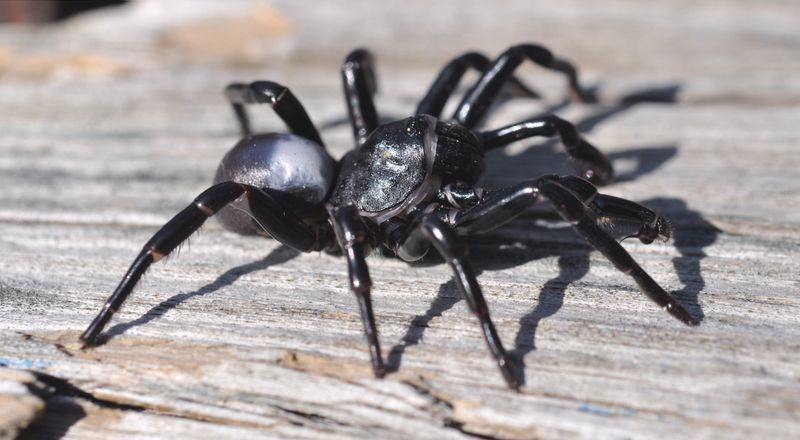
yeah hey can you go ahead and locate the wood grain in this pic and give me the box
[1,1,799,438]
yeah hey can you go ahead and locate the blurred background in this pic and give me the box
[1,0,797,81]
[1,0,127,23]
[2,0,798,196]
[2,0,798,163]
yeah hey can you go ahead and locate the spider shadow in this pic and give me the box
[18,385,87,440]
[386,83,714,385]
[386,230,592,373]
[94,245,300,346]
[482,84,681,186]
[387,197,716,385]
[385,277,463,372]
[504,196,717,385]
[638,197,721,322]
[385,225,592,376]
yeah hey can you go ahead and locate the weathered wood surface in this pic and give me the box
[1,1,799,438]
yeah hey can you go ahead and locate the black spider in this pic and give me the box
[80,44,698,389]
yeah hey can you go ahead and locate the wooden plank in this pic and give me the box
[2,1,800,438]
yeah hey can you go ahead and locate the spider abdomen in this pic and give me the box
[213,133,334,234]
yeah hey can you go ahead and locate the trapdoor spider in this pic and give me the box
[81,44,698,389]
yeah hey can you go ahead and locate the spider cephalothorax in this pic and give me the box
[81,44,697,389]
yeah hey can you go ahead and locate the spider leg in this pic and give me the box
[80,182,327,347]
[452,175,602,235]
[480,115,614,185]
[416,52,539,118]
[328,205,385,378]
[589,194,674,244]
[525,175,672,244]
[397,212,520,389]
[540,177,698,325]
[454,175,698,326]
[225,81,324,146]
[342,49,379,146]
[454,180,543,235]
[454,44,593,128]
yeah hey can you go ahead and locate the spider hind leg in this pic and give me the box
[225,81,324,146]
[80,182,325,347]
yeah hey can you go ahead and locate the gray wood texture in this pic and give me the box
[1,1,799,438]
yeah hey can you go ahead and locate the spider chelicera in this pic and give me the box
[80,44,698,389]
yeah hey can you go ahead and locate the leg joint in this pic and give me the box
[508,44,554,66]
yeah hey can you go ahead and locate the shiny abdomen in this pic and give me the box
[213,133,334,234]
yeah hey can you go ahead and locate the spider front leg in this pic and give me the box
[342,49,379,146]
[328,205,385,377]
[80,182,327,346]
[416,51,540,118]
[225,81,324,146]
[480,115,614,185]
[455,43,593,128]
[455,175,699,326]
[394,212,520,389]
